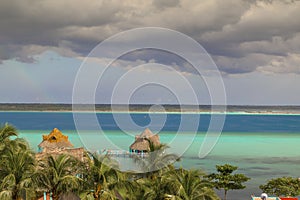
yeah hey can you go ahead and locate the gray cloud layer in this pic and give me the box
[0,0,300,74]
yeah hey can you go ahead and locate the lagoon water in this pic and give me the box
[1,111,300,200]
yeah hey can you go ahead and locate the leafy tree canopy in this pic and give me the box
[259,176,300,197]
[207,164,250,200]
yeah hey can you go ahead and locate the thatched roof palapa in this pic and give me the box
[38,128,73,151]
[36,128,89,164]
[130,128,160,152]
[35,147,85,162]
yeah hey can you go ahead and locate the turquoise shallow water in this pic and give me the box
[1,112,299,200]
[19,130,300,200]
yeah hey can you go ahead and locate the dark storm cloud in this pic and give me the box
[200,0,300,74]
[0,0,123,60]
[0,0,300,74]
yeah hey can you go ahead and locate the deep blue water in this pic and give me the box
[1,111,300,200]
[0,112,300,132]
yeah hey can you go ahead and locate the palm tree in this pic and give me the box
[0,147,36,200]
[164,168,220,200]
[109,172,143,200]
[129,141,181,199]
[33,154,82,200]
[81,153,121,200]
[0,123,37,199]
[138,175,170,200]
[0,123,27,153]
[126,166,178,200]
[134,140,180,174]
[0,123,18,140]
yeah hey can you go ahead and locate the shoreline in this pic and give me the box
[1,110,300,115]
[1,104,300,115]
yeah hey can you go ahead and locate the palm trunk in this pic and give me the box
[52,189,60,200]
[94,184,102,199]
[12,189,21,200]
[52,193,59,200]
[224,190,227,200]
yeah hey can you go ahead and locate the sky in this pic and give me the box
[0,0,300,105]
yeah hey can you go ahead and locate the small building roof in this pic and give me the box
[35,147,85,162]
[38,128,73,150]
[139,128,155,138]
[130,128,160,151]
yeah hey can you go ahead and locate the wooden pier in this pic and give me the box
[96,149,149,158]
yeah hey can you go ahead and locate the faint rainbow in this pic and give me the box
[15,66,52,103]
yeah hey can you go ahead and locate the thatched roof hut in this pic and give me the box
[38,128,73,152]
[129,128,160,152]
[36,128,88,163]
[35,147,86,162]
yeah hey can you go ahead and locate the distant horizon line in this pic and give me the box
[0,103,300,107]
